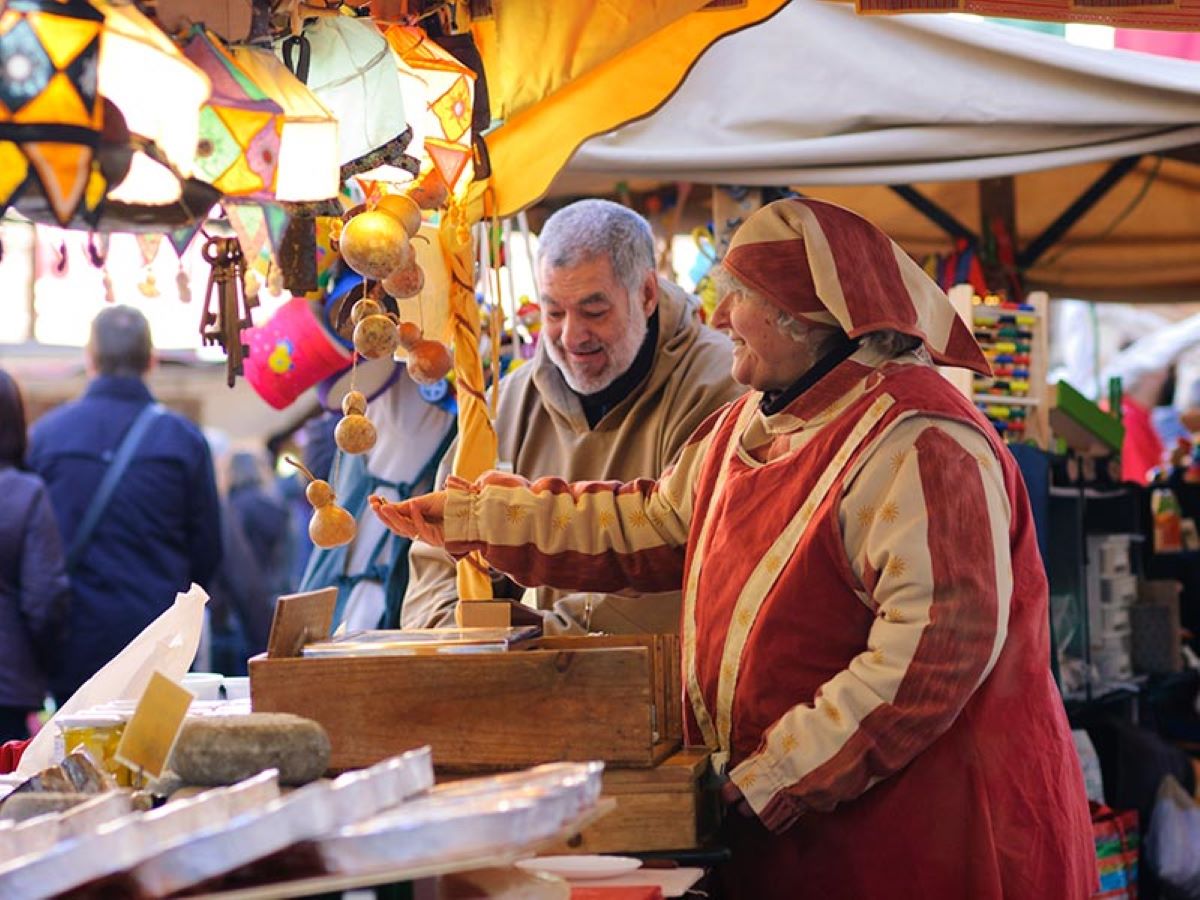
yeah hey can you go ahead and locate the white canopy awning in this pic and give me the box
[551,1,1200,301]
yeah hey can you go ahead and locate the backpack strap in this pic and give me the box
[65,403,165,573]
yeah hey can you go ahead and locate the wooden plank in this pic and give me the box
[530,634,682,746]
[250,647,656,771]
[602,748,711,792]
[544,792,704,855]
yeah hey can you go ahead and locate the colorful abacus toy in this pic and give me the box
[969,290,1050,447]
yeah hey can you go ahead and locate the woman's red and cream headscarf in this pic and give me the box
[722,198,991,375]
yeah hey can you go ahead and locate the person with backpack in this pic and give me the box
[28,306,221,703]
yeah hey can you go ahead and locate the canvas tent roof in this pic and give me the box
[548,0,1200,302]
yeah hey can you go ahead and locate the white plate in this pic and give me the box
[515,855,642,880]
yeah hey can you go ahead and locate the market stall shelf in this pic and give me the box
[249,633,682,771]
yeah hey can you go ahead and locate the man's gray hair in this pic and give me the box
[861,330,928,361]
[538,199,655,299]
[89,305,152,376]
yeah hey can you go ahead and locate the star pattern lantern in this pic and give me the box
[182,26,283,201]
[384,26,476,194]
[230,45,339,203]
[0,0,105,224]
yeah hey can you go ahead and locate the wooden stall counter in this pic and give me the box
[249,631,681,772]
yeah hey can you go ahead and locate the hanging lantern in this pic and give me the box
[230,45,339,204]
[92,0,209,181]
[383,25,476,195]
[0,0,106,224]
[182,26,283,202]
[275,15,406,170]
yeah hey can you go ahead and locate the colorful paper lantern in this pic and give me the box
[384,25,476,193]
[0,0,106,224]
[92,0,209,181]
[182,26,283,201]
[230,45,339,203]
[277,15,406,169]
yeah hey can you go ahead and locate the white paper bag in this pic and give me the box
[16,585,209,776]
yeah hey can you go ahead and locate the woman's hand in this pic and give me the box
[720,778,756,819]
[370,491,448,546]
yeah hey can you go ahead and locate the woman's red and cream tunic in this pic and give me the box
[442,346,1094,899]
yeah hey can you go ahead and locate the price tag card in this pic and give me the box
[114,671,193,779]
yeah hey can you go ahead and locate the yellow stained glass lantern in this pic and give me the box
[0,0,106,224]
[384,25,476,194]
[182,26,283,202]
[230,45,339,203]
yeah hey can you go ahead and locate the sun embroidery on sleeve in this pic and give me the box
[779,732,798,753]
[890,450,906,473]
[597,510,615,529]
[764,553,783,574]
[822,700,842,724]
[884,555,907,579]
[504,504,526,524]
[628,509,650,528]
[739,772,759,789]
[975,452,993,470]
[736,608,753,629]
[856,505,874,528]
[869,646,885,664]
[878,501,900,524]
[552,513,572,531]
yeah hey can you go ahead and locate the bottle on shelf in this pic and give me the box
[1152,486,1184,554]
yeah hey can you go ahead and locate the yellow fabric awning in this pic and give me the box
[477,0,790,217]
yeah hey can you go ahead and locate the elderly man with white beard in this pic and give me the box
[400,199,744,634]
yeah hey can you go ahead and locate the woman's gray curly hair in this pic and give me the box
[711,265,929,363]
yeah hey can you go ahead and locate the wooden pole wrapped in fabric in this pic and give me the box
[439,183,506,622]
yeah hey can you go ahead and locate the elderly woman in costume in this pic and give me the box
[372,199,1094,899]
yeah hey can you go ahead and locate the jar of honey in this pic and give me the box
[57,711,132,786]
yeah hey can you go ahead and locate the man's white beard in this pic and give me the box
[545,302,649,395]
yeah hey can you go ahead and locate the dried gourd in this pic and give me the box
[286,457,356,548]
[382,262,424,299]
[353,313,400,360]
[350,297,383,326]
[397,322,423,351]
[406,339,452,386]
[339,211,411,280]
[375,193,422,238]
[335,414,376,455]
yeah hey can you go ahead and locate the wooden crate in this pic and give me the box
[249,634,681,772]
[545,749,715,855]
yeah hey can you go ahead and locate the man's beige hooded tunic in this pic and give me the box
[402,279,744,634]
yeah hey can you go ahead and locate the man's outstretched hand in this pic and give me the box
[370,491,448,545]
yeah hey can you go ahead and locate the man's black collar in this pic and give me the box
[574,308,660,429]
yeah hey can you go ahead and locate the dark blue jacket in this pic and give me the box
[28,376,222,700]
[0,466,70,708]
